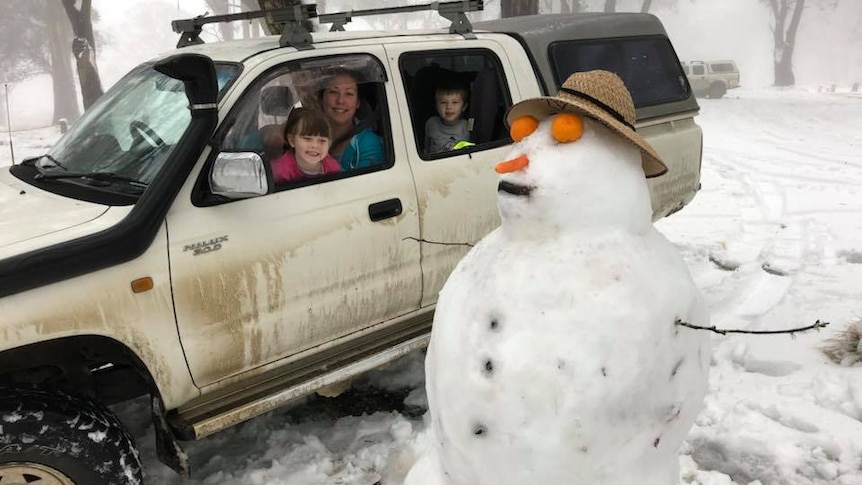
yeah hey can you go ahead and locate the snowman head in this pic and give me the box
[506,70,667,178]
[495,70,666,236]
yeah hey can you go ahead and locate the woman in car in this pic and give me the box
[319,68,384,171]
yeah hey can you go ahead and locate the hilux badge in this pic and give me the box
[183,235,228,256]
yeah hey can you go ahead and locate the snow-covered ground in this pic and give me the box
[2,87,862,484]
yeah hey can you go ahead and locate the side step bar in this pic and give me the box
[168,316,431,440]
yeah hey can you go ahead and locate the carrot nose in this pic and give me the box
[495,154,530,174]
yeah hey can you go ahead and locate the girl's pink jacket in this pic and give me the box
[270,151,341,184]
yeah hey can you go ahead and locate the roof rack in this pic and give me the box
[321,1,483,35]
[171,0,484,50]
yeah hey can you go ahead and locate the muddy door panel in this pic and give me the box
[167,170,421,387]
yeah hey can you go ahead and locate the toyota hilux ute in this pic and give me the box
[683,59,741,98]
[0,2,703,483]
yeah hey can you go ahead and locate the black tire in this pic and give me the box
[708,82,727,99]
[0,386,143,485]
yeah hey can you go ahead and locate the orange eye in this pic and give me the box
[551,113,583,143]
[510,115,539,142]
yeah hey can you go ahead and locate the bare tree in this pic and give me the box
[60,0,103,110]
[502,0,539,17]
[764,0,813,86]
[0,1,81,123]
[765,0,841,86]
[47,1,80,123]
[239,0,266,37]
[0,1,51,82]
[762,0,841,87]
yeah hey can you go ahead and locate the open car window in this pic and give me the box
[399,48,513,160]
[216,54,392,196]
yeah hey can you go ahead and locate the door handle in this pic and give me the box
[368,198,402,221]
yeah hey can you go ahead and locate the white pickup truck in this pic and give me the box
[0,3,703,483]
[683,60,741,98]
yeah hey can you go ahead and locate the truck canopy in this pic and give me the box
[475,13,700,121]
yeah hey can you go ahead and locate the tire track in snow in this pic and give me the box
[675,105,853,324]
[678,93,862,484]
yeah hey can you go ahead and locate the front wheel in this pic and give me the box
[0,386,143,485]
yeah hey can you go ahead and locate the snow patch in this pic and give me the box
[2,412,22,423]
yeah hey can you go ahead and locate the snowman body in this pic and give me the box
[412,118,710,485]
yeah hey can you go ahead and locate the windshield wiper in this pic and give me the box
[34,171,148,188]
[37,154,67,171]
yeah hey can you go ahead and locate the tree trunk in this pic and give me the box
[771,0,805,86]
[604,0,617,12]
[641,0,654,13]
[239,0,264,37]
[46,1,80,123]
[61,0,103,110]
[501,0,538,17]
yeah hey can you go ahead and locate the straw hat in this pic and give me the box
[505,70,668,178]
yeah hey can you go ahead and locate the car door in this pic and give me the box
[384,39,521,307]
[166,50,423,389]
[689,64,708,92]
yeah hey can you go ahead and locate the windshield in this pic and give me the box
[26,62,238,199]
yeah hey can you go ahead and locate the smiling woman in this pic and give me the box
[319,67,385,171]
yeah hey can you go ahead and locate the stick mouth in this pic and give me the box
[498,180,533,197]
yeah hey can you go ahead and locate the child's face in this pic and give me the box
[288,133,331,167]
[436,92,466,124]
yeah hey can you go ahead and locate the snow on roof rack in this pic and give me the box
[171,0,484,50]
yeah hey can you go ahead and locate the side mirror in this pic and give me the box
[210,152,268,199]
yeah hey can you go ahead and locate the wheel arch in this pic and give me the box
[0,335,158,405]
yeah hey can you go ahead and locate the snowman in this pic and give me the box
[403,70,711,485]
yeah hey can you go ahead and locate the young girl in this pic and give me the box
[270,107,341,184]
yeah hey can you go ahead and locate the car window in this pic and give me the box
[399,49,513,160]
[548,36,690,108]
[692,65,706,75]
[710,63,736,73]
[218,54,392,193]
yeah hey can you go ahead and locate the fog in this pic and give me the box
[656,0,862,88]
[2,0,860,130]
